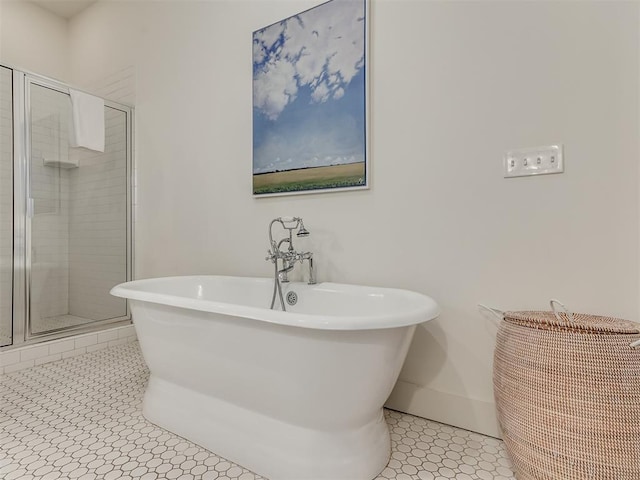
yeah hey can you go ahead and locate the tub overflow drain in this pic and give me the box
[286,291,298,306]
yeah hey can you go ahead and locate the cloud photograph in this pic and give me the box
[252,0,367,195]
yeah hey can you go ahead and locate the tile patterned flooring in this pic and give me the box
[0,342,515,480]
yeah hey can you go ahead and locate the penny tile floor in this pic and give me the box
[0,341,515,480]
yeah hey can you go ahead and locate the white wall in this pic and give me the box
[69,0,639,437]
[0,0,69,80]
[67,1,138,96]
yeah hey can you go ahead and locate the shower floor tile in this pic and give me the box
[0,342,515,480]
[32,314,94,334]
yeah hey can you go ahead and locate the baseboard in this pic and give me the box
[385,380,501,439]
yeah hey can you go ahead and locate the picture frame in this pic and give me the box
[252,0,369,197]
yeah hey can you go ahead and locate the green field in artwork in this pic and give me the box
[253,162,366,195]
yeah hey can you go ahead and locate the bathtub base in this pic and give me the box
[143,375,391,480]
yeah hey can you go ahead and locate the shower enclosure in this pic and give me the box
[0,66,133,348]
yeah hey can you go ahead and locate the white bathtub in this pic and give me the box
[110,276,440,480]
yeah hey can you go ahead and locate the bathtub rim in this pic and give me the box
[110,275,440,331]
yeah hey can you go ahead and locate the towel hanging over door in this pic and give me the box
[69,89,105,153]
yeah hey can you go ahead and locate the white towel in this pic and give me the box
[69,89,105,153]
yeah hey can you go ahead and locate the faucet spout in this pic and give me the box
[299,252,316,285]
[307,255,316,285]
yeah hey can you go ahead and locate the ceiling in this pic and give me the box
[29,0,98,19]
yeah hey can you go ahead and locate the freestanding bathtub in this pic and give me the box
[110,276,440,480]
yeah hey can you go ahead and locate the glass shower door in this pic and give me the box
[0,67,13,346]
[27,79,130,336]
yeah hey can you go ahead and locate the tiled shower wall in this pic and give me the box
[0,67,12,346]
[68,107,128,320]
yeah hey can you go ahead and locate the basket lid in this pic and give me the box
[503,310,640,334]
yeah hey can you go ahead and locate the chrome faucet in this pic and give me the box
[266,217,315,311]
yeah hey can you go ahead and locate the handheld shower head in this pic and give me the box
[296,220,310,237]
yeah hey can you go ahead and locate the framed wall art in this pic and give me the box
[252,0,369,196]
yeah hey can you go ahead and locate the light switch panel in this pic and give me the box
[504,145,563,178]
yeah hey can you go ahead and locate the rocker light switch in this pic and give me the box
[504,145,563,178]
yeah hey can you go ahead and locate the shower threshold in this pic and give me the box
[32,314,99,335]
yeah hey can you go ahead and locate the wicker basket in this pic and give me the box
[492,301,640,480]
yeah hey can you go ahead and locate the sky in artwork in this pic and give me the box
[252,0,366,174]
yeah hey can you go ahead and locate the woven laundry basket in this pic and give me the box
[492,301,640,480]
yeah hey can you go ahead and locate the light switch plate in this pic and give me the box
[504,145,563,178]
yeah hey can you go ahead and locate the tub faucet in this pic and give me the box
[266,217,315,311]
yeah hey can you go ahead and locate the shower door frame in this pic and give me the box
[10,69,134,347]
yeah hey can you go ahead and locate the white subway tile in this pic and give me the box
[0,350,21,367]
[75,334,97,349]
[20,344,50,362]
[49,339,76,355]
[97,330,119,343]
[118,326,136,339]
